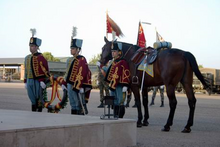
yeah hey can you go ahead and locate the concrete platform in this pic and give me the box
[0,109,136,147]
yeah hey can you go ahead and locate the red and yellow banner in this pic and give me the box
[106,13,123,37]
[137,22,146,48]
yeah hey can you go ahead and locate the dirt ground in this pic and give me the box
[0,82,220,147]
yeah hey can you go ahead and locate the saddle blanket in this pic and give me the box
[137,59,154,77]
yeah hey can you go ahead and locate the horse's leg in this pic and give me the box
[162,85,177,132]
[142,86,149,126]
[131,85,143,127]
[181,82,196,133]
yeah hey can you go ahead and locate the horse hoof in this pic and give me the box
[137,122,142,128]
[142,121,149,126]
[161,127,170,132]
[181,128,191,133]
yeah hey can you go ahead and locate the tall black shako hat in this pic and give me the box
[29,28,42,47]
[111,42,122,51]
[70,26,83,49]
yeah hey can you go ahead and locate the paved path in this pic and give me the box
[0,82,220,147]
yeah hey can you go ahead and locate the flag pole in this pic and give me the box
[136,21,140,45]
[139,21,151,92]
[142,22,151,25]
[106,10,108,40]
[141,56,147,93]
[155,27,158,42]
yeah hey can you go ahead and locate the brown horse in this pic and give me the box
[100,37,209,133]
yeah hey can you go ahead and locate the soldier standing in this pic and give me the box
[99,42,130,118]
[24,28,50,112]
[62,27,92,115]
[150,85,165,107]
[96,61,110,108]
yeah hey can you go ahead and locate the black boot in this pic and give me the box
[160,101,164,107]
[32,105,37,112]
[114,105,119,118]
[125,95,132,108]
[71,109,77,115]
[37,106,42,112]
[77,109,84,115]
[97,102,104,108]
[119,105,125,118]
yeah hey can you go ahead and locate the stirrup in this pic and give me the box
[132,76,139,84]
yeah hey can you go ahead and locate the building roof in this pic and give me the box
[0,58,24,66]
[0,58,98,74]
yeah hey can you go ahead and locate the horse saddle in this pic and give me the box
[131,47,158,65]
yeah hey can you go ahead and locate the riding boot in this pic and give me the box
[71,109,77,115]
[119,105,125,118]
[37,106,43,112]
[97,102,104,108]
[160,101,164,107]
[125,94,132,108]
[114,105,119,118]
[32,105,37,112]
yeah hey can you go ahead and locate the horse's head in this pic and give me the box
[100,37,114,65]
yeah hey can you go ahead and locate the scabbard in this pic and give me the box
[78,93,86,115]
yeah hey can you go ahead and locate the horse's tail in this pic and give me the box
[184,52,209,89]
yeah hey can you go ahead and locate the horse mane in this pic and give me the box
[116,41,140,54]
[117,41,133,47]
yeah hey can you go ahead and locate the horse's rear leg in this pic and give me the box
[162,85,177,132]
[181,83,196,133]
[142,86,149,126]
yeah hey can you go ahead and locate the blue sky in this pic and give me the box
[0,0,219,68]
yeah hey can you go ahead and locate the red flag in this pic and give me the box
[106,14,123,37]
[137,22,146,47]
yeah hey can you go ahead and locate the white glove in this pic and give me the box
[122,86,128,92]
[25,83,27,89]
[40,81,46,89]
[96,61,101,67]
[79,88,84,93]
[160,85,164,89]
[61,85,67,90]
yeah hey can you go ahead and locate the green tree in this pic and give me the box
[199,65,203,68]
[89,54,100,64]
[43,52,60,62]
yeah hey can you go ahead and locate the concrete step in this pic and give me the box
[0,109,136,147]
